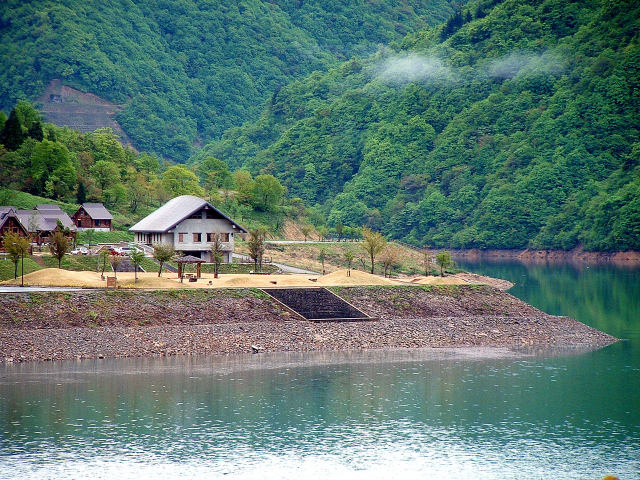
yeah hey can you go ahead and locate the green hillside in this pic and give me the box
[198,0,640,251]
[0,0,459,161]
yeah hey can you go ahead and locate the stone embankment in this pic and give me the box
[0,286,616,363]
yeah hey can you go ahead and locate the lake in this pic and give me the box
[1,260,639,479]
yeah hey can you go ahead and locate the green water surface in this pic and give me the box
[1,261,639,479]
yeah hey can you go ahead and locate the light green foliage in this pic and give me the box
[251,175,286,211]
[128,249,145,282]
[198,0,640,251]
[197,156,232,193]
[2,232,30,279]
[361,227,387,274]
[161,165,205,197]
[435,250,453,277]
[49,231,70,268]
[89,160,120,192]
[152,243,176,277]
[29,140,76,201]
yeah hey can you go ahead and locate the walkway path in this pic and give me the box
[232,253,317,275]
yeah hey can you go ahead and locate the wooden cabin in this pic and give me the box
[73,203,113,231]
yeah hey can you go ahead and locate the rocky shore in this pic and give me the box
[0,286,617,363]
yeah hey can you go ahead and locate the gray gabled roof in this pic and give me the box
[36,204,63,211]
[80,203,113,220]
[129,195,247,233]
[15,207,77,233]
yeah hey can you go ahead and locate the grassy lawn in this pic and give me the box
[0,188,79,216]
[76,230,134,245]
[200,263,279,274]
[40,254,113,272]
[0,256,42,281]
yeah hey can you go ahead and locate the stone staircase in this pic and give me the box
[262,288,374,322]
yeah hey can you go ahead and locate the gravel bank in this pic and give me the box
[0,286,617,363]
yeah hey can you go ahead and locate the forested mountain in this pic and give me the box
[0,0,460,161]
[197,0,640,251]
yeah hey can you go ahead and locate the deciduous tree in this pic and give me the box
[49,231,70,269]
[361,227,386,274]
[436,250,453,277]
[153,243,175,277]
[247,228,267,272]
[129,249,145,282]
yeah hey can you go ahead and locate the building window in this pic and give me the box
[206,233,213,242]
[193,233,201,242]
[179,233,185,243]
[220,233,229,242]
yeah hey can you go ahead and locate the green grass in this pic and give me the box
[77,230,134,245]
[0,188,79,216]
[139,257,160,273]
[41,254,113,272]
[200,263,279,274]
[0,256,42,281]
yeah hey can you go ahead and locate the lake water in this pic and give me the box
[1,261,639,479]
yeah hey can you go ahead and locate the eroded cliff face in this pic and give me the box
[38,79,133,146]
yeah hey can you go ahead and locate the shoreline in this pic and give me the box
[449,248,640,266]
[0,286,617,363]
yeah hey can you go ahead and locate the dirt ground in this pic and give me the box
[2,268,484,289]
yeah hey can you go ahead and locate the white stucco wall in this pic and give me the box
[134,210,241,263]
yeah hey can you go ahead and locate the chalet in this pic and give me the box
[0,207,29,250]
[130,195,247,263]
[73,203,113,231]
[15,204,77,245]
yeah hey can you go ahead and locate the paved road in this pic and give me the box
[232,253,317,275]
[0,286,84,293]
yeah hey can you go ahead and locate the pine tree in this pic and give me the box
[0,109,24,151]
[27,121,44,141]
[76,182,87,204]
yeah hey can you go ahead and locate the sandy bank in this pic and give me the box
[0,286,616,363]
[1,268,479,289]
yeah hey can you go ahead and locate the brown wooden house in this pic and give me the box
[0,207,29,251]
[72,203,113,231]
[15,205,77,245]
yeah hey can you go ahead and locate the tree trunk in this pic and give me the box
[14,262,17,279]
[158,262,163,277]
[370,253,374,274]
[134,266,138,282]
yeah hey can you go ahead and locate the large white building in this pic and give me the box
[129,195,247,263]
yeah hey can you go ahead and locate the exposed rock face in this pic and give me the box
[0,286,616,363]
[37,79,133,145]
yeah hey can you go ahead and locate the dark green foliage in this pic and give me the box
[197,0,640,251]
[0,0,460,161]
[0,110,24,151]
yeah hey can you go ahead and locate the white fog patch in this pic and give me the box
[486,50,565,79]
[375,54,452,85]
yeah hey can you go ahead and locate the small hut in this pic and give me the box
[176,255,206,279]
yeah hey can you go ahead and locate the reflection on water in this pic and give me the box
[1,261,640,479]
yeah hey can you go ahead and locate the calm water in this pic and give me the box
[1,261,639,479]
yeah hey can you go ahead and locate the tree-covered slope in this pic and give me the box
[0,0,459,161]
[198,0,640,251]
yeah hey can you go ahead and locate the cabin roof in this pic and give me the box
[129,195,247,233]
[79,203,113,220]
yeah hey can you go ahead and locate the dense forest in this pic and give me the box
[0,0,460,161]
[197,0,640,251]
[0,101,299,233]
